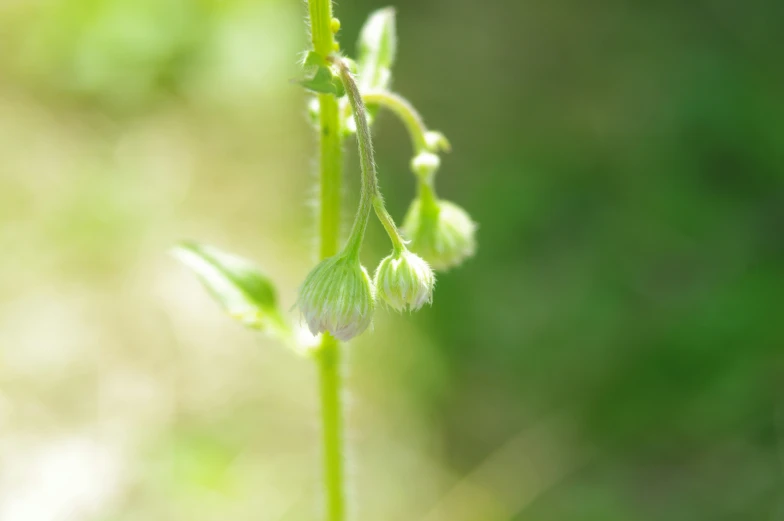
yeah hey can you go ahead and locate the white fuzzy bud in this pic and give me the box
[297,255,375,341]
[374,250,435,312]
[424,131,451,153]
[410,151,441,179]
[402,199,477,271]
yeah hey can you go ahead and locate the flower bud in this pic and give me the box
[374,250,435,312]
[330,17,341,34]
[402,199,477,271]
[410,151,440,179]
[424,131,451,153]
[297,255,375,341]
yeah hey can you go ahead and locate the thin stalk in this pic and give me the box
[359,90,449,213]
[374,196,406,254]
[362,90,429,153]
[308,1,346,520]
[332,57,407,256]
[418,178,441,217]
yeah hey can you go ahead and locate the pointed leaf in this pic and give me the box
[172,241,290,337]
[356,7,397,91]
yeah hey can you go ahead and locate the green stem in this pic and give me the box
[362,90,429,153]
[308,0,334,57]
[308,2,346,521]
[318,93,342,260]
[316,334,344,521]
[332,58,407,256]
[374,196,406,253]
[418,178,440,217]
[359,90,449,214]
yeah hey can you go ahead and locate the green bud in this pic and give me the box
[402,199,477,271]
[424,131,451,153]
[410,151,440,179]
[297,254,375,341]
[374,249,435,312]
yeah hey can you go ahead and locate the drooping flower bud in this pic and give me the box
[374,249,435,312]
[424,131,451,153]
[410,151,440,180]
[402,199,477,271]
[297,254,375,341]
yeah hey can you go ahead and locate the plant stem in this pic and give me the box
[318,93,343,260]
[362,90,429,153]
[308,0,334,58]
[373,196,406,254]
[308,1,346,520]
[316,334,344,521]
[359,90,449,213]
[418,178,441,216]
[332,57,407,257]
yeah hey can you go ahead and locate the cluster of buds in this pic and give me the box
[297,122,475,341]
[177,9,475,351]
[297,10,475,343]
[403,140,477,272]
[298,246,436,341]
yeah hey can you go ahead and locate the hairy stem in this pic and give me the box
[362,90,429,153]
[316,334,344,521]
[308,1,346,520]
[319,94,343,260]
[308,0,334,57]
[374,196,406,253]
[332,58,407,256]
[360,90,449,215]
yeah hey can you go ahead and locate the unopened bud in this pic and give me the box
[330,17,341,34]
[402,199,477,271]
[424,131,451,153]
[410,151,440,179]
[297,254,375,341]
[375,249,435,311]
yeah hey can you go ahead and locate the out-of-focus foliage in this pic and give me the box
[0,0,783,520]
[9,0,300,109]
[356,7,396,92]
[171,242,289,337]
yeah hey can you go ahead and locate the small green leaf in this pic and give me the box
[303,50,327,69]
[356,7,397,91]
[172,241,290,337]
[297,51,345,97]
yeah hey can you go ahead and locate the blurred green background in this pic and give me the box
[1,0,783,519]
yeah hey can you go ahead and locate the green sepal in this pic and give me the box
[297,51,345,97]
[171,241,290,339]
